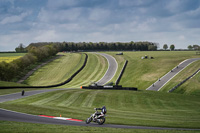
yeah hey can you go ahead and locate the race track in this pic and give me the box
[1,108,199,130]
[0,55,200,130]
[146,58,200,91]
[96,53,118,85]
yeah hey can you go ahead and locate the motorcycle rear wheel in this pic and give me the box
[97,117,105,125]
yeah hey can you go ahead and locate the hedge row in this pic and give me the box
[0,45,58,82]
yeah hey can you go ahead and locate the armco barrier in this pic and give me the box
[0,53,88,89]
[81,85,137,91]
[115,60,128,85]
[169,68,200,92]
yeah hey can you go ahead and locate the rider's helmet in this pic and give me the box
[102,106,107,114]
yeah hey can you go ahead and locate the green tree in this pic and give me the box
[193,45,200,51]
[15,43,27,53]
[163,44,168,50]
[187,45,193,50]
[170,44,175,51]
[148,45,157,51]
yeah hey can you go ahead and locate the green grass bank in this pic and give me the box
[0,121,198,133]
[115,51,199,90]
[1,89,199,129]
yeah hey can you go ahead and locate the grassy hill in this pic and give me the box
[114,51,199,90]
[24,52,84,86]
[160,60,200,94]
[56,52,108,88]
[0,89,199,129]
[1,51,199,95]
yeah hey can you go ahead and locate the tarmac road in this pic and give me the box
[1,108,199,130]
[0,88,73,103]
[146,58,200,91]
[95,53,118,85]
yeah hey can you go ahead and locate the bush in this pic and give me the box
[0,45,58,82]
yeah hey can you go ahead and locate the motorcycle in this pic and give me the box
[85,108,106,125]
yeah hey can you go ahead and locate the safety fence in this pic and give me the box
[168,68,200,92]
[115,60,128,85]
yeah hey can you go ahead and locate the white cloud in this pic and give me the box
[0,0,200,51]
[88,8,111,21]
[178,35,185,40]
[34,30,58,42]
[38,8,82,23]
[0,11,31,25]
[119,0,145,7]
[47,0,79,9]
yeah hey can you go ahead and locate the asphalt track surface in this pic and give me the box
[146,58,200,91]
[95,53,118,85]
[1,108,200,131]
[0,88,72,103]
[0,55,200,130]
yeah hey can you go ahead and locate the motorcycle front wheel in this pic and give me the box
[97,117,105,125]
[85,117,92,124]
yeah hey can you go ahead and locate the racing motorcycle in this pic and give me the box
[85,108,106,125]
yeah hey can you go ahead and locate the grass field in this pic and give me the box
[117,51,200,90]
[0,121,198,133]
[0,53,26,57]
[0,56,22,63]
[57,53,108,88]
[1,89,200,129]
[160,60,200,94]
[176,72,200,96]
[24,52,84,86]
[0,53,26,63]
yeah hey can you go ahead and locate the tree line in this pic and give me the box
[187,45,200,51]
[28,41,158,51]
[163,44,175,51]
[0,45,58,81]
[163,44,200,51]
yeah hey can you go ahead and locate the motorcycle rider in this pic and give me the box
[93,106,107,119]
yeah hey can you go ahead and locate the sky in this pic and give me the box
[0,0,200,51]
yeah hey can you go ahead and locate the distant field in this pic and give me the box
[0,53,26,57]
[1,89,200,129]
[0,53,26,63]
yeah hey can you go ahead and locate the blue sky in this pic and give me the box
[0,0,200,51]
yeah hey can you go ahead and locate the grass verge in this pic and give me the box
[1,121,198,133]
